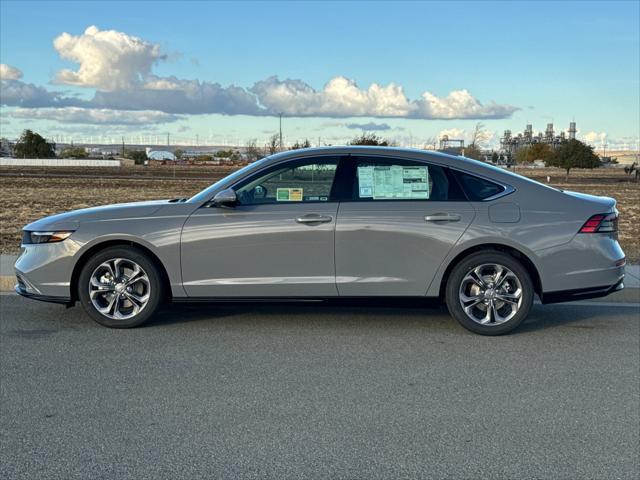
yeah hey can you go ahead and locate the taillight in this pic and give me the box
[579,213,618,233]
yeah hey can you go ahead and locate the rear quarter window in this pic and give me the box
[454,171,505,201]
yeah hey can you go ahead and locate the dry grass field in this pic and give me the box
[1,164,638,262]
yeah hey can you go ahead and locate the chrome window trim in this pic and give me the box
[447,166,516,202]
[483,184,516,201]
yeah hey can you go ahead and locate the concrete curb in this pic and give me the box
[1,275,15,292]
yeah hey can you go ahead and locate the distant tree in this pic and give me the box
[13,129,56,158]
[469,122,490,148]
[60,146,88,159]
[349,133,391,146]
[245,139,264,162]
[491,151,499,163]
[463,144,484,161]
[290,139,312,150]
[125,149,148,165]
[267,134,280,155]
[546,139,600,179]
[215,149,241,161]
[423,136,437,150]
[515,147,530,165]
[528,143,553,163]
[173,149,184,160]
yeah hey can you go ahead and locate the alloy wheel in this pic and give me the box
[458,263,523,326]
[89,258,151,320]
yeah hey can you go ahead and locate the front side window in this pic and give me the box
[351,157,464,201]
[235,159,339,205]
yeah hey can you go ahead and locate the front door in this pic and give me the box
[181,157,341,297]
[335,156,476,296]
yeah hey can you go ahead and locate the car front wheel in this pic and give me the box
[445,251,534,335]
[78,246,163,328]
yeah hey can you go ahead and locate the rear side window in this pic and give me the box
[453,171,505,201]
[351,157,465,201]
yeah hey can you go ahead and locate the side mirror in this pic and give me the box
[210,188,237,208]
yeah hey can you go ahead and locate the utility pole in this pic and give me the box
[167,132,170,147]
[279,112,283,151]
[121,136,125,158]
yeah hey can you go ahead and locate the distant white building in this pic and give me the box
[146,149,176,161]
[87,147,119,158]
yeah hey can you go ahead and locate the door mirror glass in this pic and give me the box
[253,185,267,200]
[211,188,237,207]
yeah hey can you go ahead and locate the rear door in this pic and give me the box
[335,156,475,296]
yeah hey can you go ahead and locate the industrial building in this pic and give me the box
[500,122,577,156]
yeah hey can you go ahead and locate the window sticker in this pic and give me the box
[276,188,303,201]
[357,165,429,199]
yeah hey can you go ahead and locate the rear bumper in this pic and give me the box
[541,277,624,304]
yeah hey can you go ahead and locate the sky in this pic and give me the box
[0,0,639,150]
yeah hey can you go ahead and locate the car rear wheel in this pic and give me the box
[445,251,534,335]
[78,246,163,328]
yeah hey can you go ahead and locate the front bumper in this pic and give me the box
[13,240,80,299]
[15,283,72,305]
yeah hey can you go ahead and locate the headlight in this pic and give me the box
[22,230,74,244]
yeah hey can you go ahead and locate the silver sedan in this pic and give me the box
[15,147,626,335]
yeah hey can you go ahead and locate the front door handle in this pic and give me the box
[425,213,462,223]
[295,214,333,225]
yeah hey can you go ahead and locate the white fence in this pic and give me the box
[0,158,121,167]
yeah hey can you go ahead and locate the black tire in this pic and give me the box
[445,250,534,335]
[77,246,164,328]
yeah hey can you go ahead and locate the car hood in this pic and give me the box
[24,200,172,231]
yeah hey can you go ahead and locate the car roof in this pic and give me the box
[266,146,490,173]
[190,146,541,204]
[264,146,538,188]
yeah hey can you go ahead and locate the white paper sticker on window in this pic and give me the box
[357,165,429,199]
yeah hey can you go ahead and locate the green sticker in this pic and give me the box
[277,188,290,201]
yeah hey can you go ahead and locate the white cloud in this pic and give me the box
[0,64,23,80]
[438,128,466,139]
[92,75,261,115]
[417,89,516,119]
[437,127,498,147]
[53,25,165,91]
[251,76,414,117]
[582,131,608,146]
[251,76,517,119]
[10,107,180,125]
[4,26,518,120]
[0,78,81,108]
[345,122,392,131]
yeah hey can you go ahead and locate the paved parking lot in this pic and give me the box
[1,294,638,479]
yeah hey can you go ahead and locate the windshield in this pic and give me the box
[188,157,271,203]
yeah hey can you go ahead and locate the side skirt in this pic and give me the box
[171,296,442,307]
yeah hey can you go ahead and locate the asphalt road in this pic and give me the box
[1,295,639,479]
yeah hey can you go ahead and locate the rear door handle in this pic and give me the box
[295,214,333,225]
[425,213,462,223]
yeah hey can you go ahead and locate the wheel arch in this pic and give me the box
[70,239,172,303]
[437,243,543,300]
